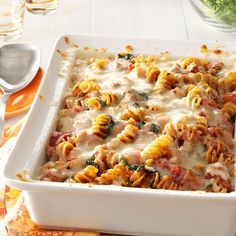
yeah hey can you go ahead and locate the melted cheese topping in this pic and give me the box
[39,48,235,192]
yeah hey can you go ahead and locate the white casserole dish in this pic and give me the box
[3,35,236,236]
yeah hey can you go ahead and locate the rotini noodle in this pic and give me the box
[146,65,160,83]
[221,102,236,119]
[117,124,138,143]
[56,141,74,161]
[142,135,173,161]
[92,114,115,139]
[120,107,146,122]
[73,165,98,183]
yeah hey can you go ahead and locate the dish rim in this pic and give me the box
[3,34,236,200]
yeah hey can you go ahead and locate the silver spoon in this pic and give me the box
[0,44,41,141]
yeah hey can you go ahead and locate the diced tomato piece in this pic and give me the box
[115,62,122,69]
[198,111,206,117]
[49,132,62,146]
[73,105,83,113]
[126,63,134,72]
[200,97,208,105]
[223,91,236,102]
[182,170,201,190]
[170,165,181,178]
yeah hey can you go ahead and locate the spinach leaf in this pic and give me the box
[135,121,145,129]
[86,156,99,168]
[118,53,134,61]
[150,123,161,133]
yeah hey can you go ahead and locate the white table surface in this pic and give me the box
[4,0,236,125]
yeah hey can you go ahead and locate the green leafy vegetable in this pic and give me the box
[121,158,158,173]
[136,91,149,100]
[103,115,115,138]
[86,156,99,168]
[135,121,145,129]
[118,53,134,60]
[150,123,160,133]
[202,144,207,152]
[97,98,106,108]
[206,183,213,190]
[202,0,236,26]
[130,165,145,172]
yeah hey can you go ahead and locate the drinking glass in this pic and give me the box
[25,0,58,15]
[0,0,25,41]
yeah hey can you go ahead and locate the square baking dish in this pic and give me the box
[3,35,236,236]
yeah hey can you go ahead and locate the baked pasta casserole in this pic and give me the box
[39,45,236,192]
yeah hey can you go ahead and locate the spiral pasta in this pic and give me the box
[222,72,236,92]
[194,72,218,91]
[56,141,74,161]
[117,124,138,143]
[73,165,98,183]
[221,102,236,119]
[179,57,208,71]
[129,170,161,188]
[198,81,216,98]
[146,65,160,83]
[186,85,202,109]
[155,70,176,91]
[94,146,119,172]
[87,97,105,110]
[95,59,108,69]
[120,107,146,122]
[72,80,100,97]
[92,114,115,139]
[156,175,181,190]
[163,121,187,141]
[102,92,119,105]
[189,116,208,138]
[205,140,225,164]
[96,163,132,185]
[72,82,84,97]
[142,135,173,161]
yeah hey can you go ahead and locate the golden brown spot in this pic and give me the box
[56,49,67,59]
[125,45,134,52]
[64,36,70,44]
[213,49,222,55]
[101,48,108,53]
[200,44,208,53]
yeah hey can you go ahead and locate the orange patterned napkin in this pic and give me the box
[0,119,100,236]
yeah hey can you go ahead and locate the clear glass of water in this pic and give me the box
[0,0,25,41]
[26,0,58,15]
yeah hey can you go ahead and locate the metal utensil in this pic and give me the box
[0,43,41,141]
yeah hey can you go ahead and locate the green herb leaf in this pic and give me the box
[136,91,149,100]
[103,115,115,138]
[118,53,134,61]
[97,98,106,108]
[202,144,207,152]
[120,158,143,171]
[125,53,134,60]
[206,183,213,190]
[129,165,145,171]
[150,123,160,133]
[135,121,145,129]
[86,156,99,168]
[133,102,139,108]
